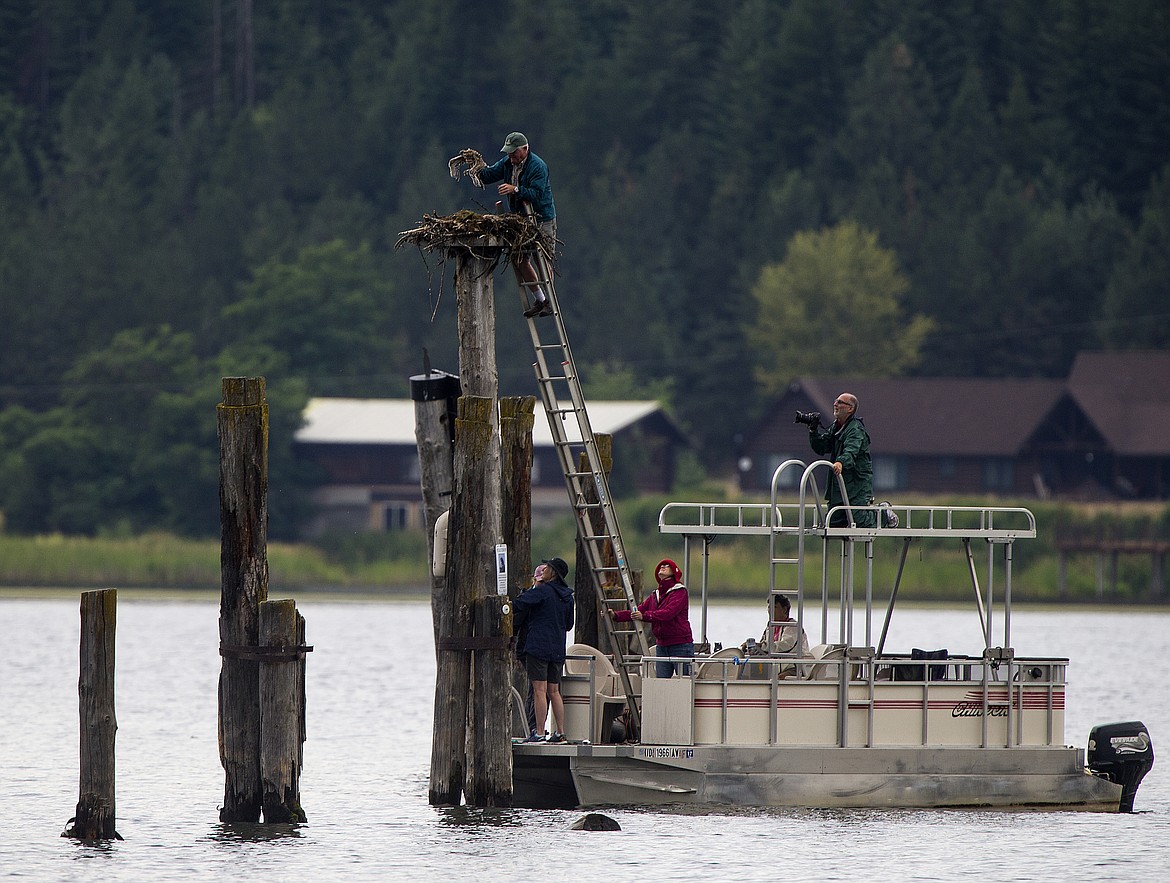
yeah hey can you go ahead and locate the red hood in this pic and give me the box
[656,558,683,588]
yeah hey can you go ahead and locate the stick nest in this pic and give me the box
[396,210,554,320]
[396,209,545,255]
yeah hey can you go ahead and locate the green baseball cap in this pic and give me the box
[500,131,528,153]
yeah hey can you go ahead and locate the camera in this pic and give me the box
[794,411,821,428]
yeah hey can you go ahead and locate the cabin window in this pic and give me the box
[873,456,906,491]
[380,502,415,531]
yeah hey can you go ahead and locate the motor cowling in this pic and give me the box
[1087,721,1154,812]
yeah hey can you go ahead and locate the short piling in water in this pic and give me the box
[259,599,310,823]
[217,376,269,823]
[64,588,120,841]
[217,377,312,823]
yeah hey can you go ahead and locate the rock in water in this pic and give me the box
[569,813,621,831]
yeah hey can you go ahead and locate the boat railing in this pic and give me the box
[659,496,1037,543]
[637,650,1068,749]
[823,503,1037,539]
[658,501,781,535]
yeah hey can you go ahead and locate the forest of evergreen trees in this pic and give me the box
[0,0,1167,538]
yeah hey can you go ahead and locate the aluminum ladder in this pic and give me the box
[513,238,650,731]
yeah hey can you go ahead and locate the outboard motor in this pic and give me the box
[1087,721,1154,812]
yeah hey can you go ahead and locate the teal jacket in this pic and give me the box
[479,151,556,222]
[809,415,875,527]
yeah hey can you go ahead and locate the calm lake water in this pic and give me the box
[2,593,1167,881]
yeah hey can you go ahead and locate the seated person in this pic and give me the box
[765,595,810,658]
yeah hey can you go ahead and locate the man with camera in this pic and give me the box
[797,392,875,528]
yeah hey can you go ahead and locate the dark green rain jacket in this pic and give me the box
[809,415,875,527]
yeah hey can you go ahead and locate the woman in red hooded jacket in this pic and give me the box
[611,558,694,678]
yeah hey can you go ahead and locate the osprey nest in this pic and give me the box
[396,209,548,258]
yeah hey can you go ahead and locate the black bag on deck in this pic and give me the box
[893,647,949,681]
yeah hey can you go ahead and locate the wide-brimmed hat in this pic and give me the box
[542,557,569,580]
[500,131,528,153]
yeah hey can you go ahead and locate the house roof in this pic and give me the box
[296,398,684,447]
[1067,350,1170,456]
[790,377,1065,456]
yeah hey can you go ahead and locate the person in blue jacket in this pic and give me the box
[513,556,574,742]
[478,131,558,318]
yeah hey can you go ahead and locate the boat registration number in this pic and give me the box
[638,747,695,759]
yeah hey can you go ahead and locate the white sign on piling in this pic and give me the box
[495,544,508,596]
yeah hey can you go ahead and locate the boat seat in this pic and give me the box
[806,644,847,680]
[565,643,621,694]
[696,647,743,680]
[563,644,627,743]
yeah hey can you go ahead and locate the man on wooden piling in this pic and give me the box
[513,557,573,742]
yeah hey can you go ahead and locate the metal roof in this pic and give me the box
[295,397,674,447]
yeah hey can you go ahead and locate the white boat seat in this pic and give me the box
[696,647,743,680]
[563,644,627,743]
[565,643,621,694]
[806,644,846,680]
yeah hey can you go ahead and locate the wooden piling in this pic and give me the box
[500,396,536,596]
[217,376,269,823]
[65,588,118,841]
[259,599,308,823]
[412,369,461,642]
[467,594,513,806]
[427,233,513,806]
[453,246,500,398]
[501,396,536,733]
[431,396,498,804]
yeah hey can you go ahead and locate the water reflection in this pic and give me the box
[204,821,305,843]
[435,805,526,829]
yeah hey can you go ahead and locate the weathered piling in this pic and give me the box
[64,588,119,841]
[259,599,309,823]
[418,221,514,806]
[217,376,269,823]
[500,396,536,596]
[467,592,514,806]
[412,368,461,642]
[501,396,536,733]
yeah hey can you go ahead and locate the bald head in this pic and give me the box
[832,393,857,425]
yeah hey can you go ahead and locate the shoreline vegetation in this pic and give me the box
[1,497,1167,604]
